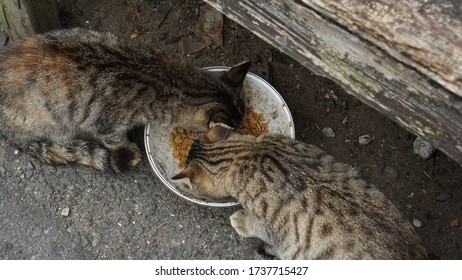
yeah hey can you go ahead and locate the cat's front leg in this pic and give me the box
[230,210,273,242]
[230,210,254,237]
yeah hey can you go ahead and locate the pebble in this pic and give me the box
[61,207,70,217]
[27,161,34,170]
[322,127,336,138]
[450,219,460,228]
[358,134,372,145]
[413,136,435,159]
[436,192,453,202]
[382,165,399,179]
[412,218,422,228]
[119,217,130,226]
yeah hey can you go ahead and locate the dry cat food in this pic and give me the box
[169,106,268,167]
[239,106,269,136]
[169,126,198,168]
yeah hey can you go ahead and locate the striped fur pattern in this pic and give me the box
[0,28,250,171]
[173,127,428,259]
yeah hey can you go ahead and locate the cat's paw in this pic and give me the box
[230,210,255,238]
[109,143,141,172]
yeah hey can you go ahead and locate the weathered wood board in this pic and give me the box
[0,0,60,41]
[204,0,462,166]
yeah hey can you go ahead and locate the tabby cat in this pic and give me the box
[172,126,428,259]
[0,28,250,172]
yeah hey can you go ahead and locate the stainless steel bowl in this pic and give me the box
[144,66,295,207]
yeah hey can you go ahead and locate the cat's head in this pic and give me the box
[171,125,235,199]
[190,61,251,130]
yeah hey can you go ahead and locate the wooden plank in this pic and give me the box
[301,0,462,98]
[204,0,462,165]
[0,0,60,41]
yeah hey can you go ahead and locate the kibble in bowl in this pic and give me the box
[145,66,295,207]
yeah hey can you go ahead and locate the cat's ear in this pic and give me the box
[171,164,197,181]
[220,61,252,90]
[204,125,229,143]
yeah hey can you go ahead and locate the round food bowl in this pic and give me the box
[144,66,295,207]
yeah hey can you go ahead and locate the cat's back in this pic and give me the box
[0,28,116,71]
[233,135,427,259]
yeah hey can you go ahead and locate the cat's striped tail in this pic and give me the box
[20,140,140,172]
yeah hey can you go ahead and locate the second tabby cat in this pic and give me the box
[0,28,250,172]
[172,126,428,259]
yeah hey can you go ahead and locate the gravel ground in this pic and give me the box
[0,131,258,259]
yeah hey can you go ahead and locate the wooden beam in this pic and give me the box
[0,0,60,41]
[204,0,462,166]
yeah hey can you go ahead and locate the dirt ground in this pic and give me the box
[8,0,462,259]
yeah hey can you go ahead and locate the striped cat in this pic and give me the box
[0,28,250,172]
[172,126,428,259]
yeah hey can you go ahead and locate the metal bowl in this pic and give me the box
[144,66,295,207]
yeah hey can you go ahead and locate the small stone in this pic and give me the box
[358,134,373,145]
[382,165,399,179]
[13,150,18,155]
[436,192,453,202]
[27,161,34,170]
[413,136,435,159]
[61,207,70,217]
[0,166,6,174]
[412,218,422,228]
[322,127,336,138]
[450,219,460,228]
[119,217,130,226]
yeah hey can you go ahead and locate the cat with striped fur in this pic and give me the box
[0,28,250,172]
[173,126,428,259]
